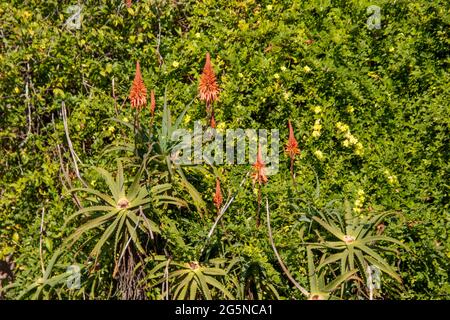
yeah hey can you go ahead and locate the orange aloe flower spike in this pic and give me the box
[199,52,219,110]
[129,61,147,110]
[285,120,300,159]
[252,143,268,185]
[213,178,223,211]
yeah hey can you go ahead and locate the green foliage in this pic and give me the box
[306,248,357,300]
[1,0,448,300]
[144,256,234,300]
[310,202,407,283]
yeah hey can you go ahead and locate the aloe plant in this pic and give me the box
[65,161,186,262]
[144,256,234,300]
[306,248,357,300]
[310,202,408,286]
[103,89,208,217]
[6,249,83,300]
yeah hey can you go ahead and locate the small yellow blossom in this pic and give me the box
[313,106,322,114]
[348,135,358,145]
[313,119,322,131]
[172,61,179,68]
[314,150,324,160]
[274,73,280,79]
[303,65,312,73]
[280,66,287,72]
[312,130,321,138]
[336,122,349,133]
[217,122,226,131]
[353,207,362,214]
[346,105,354,113]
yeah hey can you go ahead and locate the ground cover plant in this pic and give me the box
[0,0,449,300]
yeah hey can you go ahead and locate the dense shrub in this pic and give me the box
[0,0,449,299]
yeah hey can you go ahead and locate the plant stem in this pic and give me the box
[290,157,296,186]
[39,207,45,275]
[200,171,249,259]
[266,197,310,298]
[256,186,261,228]
[62,101,87,187]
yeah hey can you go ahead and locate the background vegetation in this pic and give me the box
[0,0,449,299]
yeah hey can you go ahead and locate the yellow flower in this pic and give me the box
[195,32,201,38]
[346,105,354,113]
[172,61,180,68]
[303,65,312,73]
[313,119,322,131]
[387,175,398,185]
[266,5,273,11]
[342,139,350,147]
[314,150,324,160]
[280,66,287,72]
[274,73,280,79]
[184,114,191,124]
[354,142,364,155]
[336,122,349,133]
[313,106,322,114]
[353,207,362,214]
[348,135,358,145]
[217,122,226,131]
[357,189,365,197]
[312,130,321,138]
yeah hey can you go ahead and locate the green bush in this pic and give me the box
[1,0,448,299]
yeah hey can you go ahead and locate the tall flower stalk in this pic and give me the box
[285,120,300,183]
[210,109,216,128]
[252,144,268,227]
[213,178,223,215]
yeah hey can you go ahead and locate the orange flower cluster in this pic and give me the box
[252,144,268,185]
[125,0,132,8]
[285,120,300,159]
[213,178,223,211]
[129,61,147,109]
[199,53,219,109]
